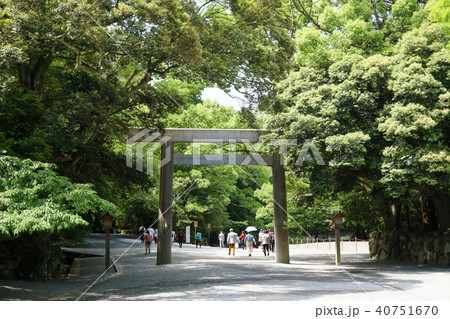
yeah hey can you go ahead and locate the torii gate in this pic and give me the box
[127,128,290,264]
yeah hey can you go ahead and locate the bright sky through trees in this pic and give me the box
[201,87,247,110]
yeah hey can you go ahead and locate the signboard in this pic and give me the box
[331,211,344,266]
[331,212,344,229]
[193,221,198,227]
[186,226,191,244]
[103,213,113,230]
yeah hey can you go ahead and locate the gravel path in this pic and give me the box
[1,234,449,302]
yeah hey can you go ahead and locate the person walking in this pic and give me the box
[147,226,155,240]
[261,230,271,256]
[240,231,246,250]
[139,225,146,243]
[244,231,256,256]
[227,228,239,256]
[258,229,264,248]
[269,229,275,252]
[195,231,202,248]
[154,228,158,244]
[177,229,185,248]
[143,230,153,255]
[218,231,225,248]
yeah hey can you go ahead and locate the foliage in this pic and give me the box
[118,188,159,230]
[0,156,119,240]
[0,86,51,161]
[265,9,449,233]
[1,0,448,247]
[165,101,272,234]
[428,0,450,27]
[0,0,295,236]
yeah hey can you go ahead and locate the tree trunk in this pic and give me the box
[420,195,438,231]
[17,55,53,94]
[405,205,411,231]
[391,203,401,231]
[382,208,394,231]
[431,197,450,232]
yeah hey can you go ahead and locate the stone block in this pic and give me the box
[417,250,427,264]
[438,255,450,266]
[369,244,378,257]
[379,249,390,260]
[444,242,450,255]
[399,249,409,261]
[434,238,443,253]
[424,238,434,251]
[391,247,401,260]
[427,251,437,265]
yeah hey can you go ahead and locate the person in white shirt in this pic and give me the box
[258,229,264,248]
[261,230,271,256]
[226,229,239,256]
[154,228,158,244]
[218,231,225,248]
[147,227,155,238]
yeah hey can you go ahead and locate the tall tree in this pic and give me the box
[264,3,449,233]
[0,0,295,224]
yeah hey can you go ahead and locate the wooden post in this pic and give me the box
[105,228,110,270]
[102,214,113,270]
[207,223,211,246]
[355,236,358,252]
[193,221,198,246]
[335,228,341,266]
[272,153,290,263]
[157,142,174,265]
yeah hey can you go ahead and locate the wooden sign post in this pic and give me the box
[331,212,344,266]
[193,221,198,245]
[103,213,113,270]
[207,223,211,246]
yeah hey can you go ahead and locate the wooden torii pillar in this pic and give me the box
[272,153,289,263]
[128,128,290,265]
[157,141,174,265]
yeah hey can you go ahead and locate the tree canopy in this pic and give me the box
[0,0,448,266]
[0,155,118,240]
[263,1,449,235]
[0,0,295,237]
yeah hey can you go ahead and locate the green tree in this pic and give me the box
[0,0,295,234]
[0,155,118,278]
[0,156,118,238]
[377,23,449,230]
[265,19,449,234]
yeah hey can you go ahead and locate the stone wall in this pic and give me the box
[369,231,450,266]
[0,236,62,280]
